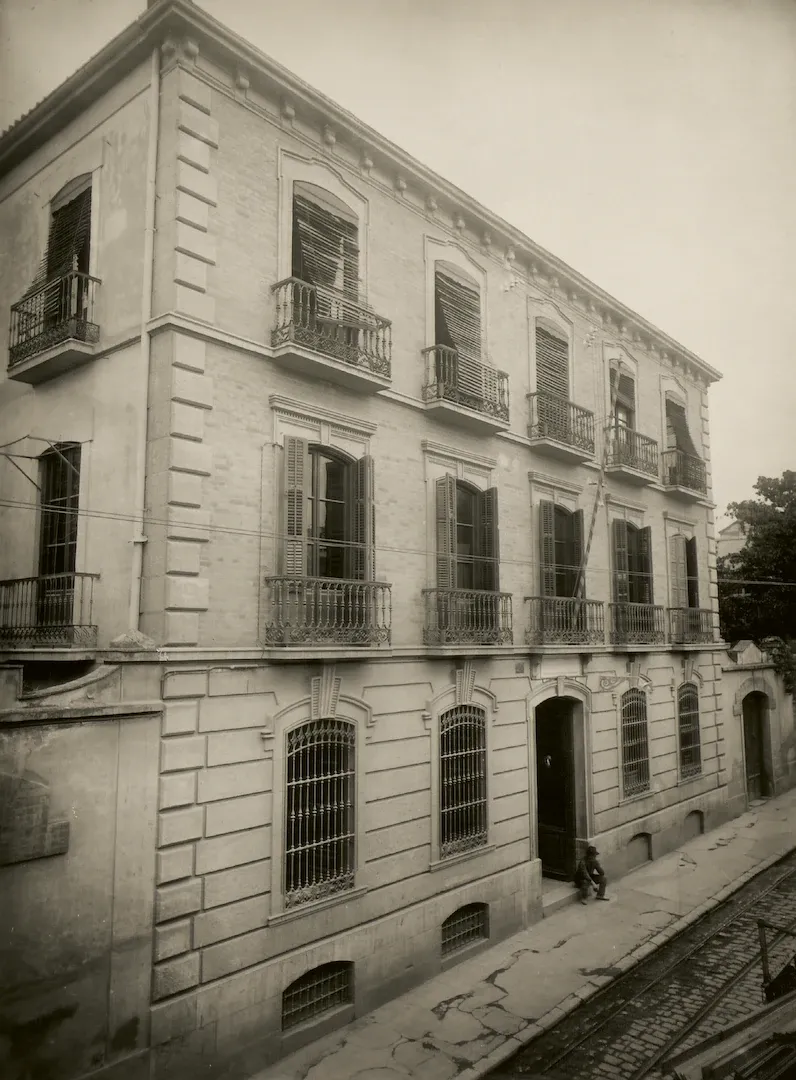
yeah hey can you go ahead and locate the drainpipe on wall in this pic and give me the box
[128,47,161,632]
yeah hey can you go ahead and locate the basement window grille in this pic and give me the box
[621,689,650,797]
[284,718,356,908]
[677,682,702,778]
[281,962,353,1030]
[440,704,488,857]
[441,903,489,957]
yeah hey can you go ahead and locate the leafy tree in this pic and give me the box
[717,470,796,647]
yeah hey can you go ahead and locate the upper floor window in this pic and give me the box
[539,501,584,598]
[621,688,650,797]
[435,263,481,363]
[292,182,359,300]
[665,398,699,457]
[535,324,569,400]
[284,718,356,908]
[669,534,699,609]
[280,435,374,582]
[439,704,488,858]
[612,521,653,605]
[610,369,636,430]
[436,476,498,592]
[677,682,701,778]
[39,443,81,579]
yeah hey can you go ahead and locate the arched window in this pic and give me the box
[535,320,569,400]
[677,682,701,778]
[284,718,356,908]
[439,704,488,857]
[621,689,650,797]
[281,961,353,1030]
[539,501,584,598]
[292,181,359,299]
[441,903,489,956]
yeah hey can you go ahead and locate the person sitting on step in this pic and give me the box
[574,845,609,904]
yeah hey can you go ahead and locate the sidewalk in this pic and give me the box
[254,790,796,1080]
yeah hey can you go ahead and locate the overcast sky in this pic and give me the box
[2,0,794,522]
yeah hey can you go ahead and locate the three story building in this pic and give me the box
[0,2,732,1078]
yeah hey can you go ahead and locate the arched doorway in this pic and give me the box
[535,696,582,879]
[742,691,770,801]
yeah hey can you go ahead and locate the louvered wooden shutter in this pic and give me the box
[665,400,698,456]
[292,193,359,296]
[669,535,688,608]
[639,526,653,604]
[535,326,569,399]
[686,536,699,607]
[612,520,630,603]
[539,500,556,597]
[476,487,499,592]
[572,509,584,597]
[435,270,481,362]
[346,455,375,581]
[435,475,457,588]
[46,188,91,280]
[280,436,310,577]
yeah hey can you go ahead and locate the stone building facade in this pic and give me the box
[1,3,788,1079]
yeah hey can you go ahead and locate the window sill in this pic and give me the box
[429,844,495,873]
[269,885,368,926]
[618,789,654,808]
[677,771,703,787]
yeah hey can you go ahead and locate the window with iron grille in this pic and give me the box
[440,704,488,857]
[284,719,356,908]
[281,961,353,1030]
[677,683,702,778]
[621,689,650,797]
[441,903,489,956]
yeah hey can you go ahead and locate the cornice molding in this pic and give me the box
[0,0,721,387]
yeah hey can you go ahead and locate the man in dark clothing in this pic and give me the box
[574,845,608,904]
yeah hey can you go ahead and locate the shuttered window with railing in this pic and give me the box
[669,534,699,609]
[535,325,569,400]
[435,476,499,592]
[292,183,359,298]
[665,399,698,456]
[612,521,653,605]
[539,501,584,598]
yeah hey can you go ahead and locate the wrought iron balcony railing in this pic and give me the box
[423,587,513,646]
[525,596,605,646]
[271,277,391,377]
[422,346,510,423]
[0,573,99,647]
[669,607,714,644]
[662,449,707,495]
[9,270,100,367]
[263,576,391,646]
[609,602,666,645]
[605,426,659,478]
[528,392,595,455]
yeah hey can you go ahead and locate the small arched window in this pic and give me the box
[441,903,489,956]
[621,689,650,797]
[677,682,701,778]
[281,961,353,1030]
[284,718,356,908]
[439,704,488,857]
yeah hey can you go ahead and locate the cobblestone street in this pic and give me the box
[489,851,796,1079]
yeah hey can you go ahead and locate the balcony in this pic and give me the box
[605,426,659,485]
[262,577,392,647]
[609,602,666,645]
[525,597,605,646]
[422,588,513,646]
[8,270,101,384]
[0,573,99,648]
[669,607,714,644]
[270,278,391,393]
[662,450,707,500]
[527,392,595,463]
[422,346,510,433]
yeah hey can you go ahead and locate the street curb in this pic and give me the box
[464,846,794,1080]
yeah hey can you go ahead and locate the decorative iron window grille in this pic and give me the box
[440,705,488,857]
[441,903,489,957]
[677,682,702,778]
[281,961,353,1030]
[284,719,355,908]
[621,689,650,797]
